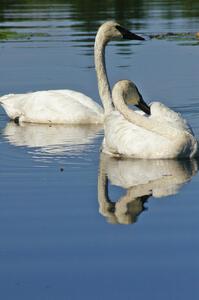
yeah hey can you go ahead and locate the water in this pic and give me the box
[0,1,199,299]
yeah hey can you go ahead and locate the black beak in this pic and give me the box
[116,25,145,41]
[136,96,151,115]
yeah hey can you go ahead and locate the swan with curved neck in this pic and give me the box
[103,80,199,159]
[0,22,144,124]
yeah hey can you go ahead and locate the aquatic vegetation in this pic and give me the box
[150,32,199,46]
[0,29,50,41]
[150,32,197,41]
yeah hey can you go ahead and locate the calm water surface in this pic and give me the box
[0,1,199,299]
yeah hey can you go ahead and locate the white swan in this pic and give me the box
[102,80,199,159]
[0,22,144,124]
[98,153,198,224]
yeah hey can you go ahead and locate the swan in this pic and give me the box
[102,80,199,159]
[0,22,144,124]
[98,153,198,224]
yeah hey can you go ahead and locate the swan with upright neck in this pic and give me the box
[0,22,144,124]
[102,80,199,159]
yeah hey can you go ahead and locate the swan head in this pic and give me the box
[97,21,145,42]
[112,80,151,115]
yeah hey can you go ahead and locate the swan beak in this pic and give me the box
[116,25,145,40]
[136,98,151,115]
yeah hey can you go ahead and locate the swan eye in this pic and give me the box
[116,25,145,41]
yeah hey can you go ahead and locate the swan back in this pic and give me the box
[150,102,194,134]
[1,90,104,124]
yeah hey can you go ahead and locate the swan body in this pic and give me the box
[103,80,199,159]
[1,90,104,124]
[0,22,144,124]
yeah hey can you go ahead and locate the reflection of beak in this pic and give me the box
[136,97,151,115]
[116,25,145,41]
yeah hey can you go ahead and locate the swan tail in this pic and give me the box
[0,94,15,104]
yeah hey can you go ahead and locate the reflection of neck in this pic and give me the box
[98,154,150,225]
[98,153,117,223]
[113,90,189,141]
[94,33,113,115]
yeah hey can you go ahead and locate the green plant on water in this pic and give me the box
[0,30,50,40]
[150,32,198,41]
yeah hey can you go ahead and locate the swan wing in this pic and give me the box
[150,102,194,134]
[104,111,172,159]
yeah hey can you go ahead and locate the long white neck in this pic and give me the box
[94,32,113,115]
[113,91,186,140]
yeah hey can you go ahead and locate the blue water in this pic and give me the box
[0,1,199,299]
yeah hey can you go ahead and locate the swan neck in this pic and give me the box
[94,34,113,115]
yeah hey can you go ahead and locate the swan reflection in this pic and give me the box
[3,121,102,157]
[98,153,198,225]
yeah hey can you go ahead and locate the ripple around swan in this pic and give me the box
[172,101,199,134]
[173,101,199,115]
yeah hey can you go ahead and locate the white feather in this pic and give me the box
[1,90,103,124]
